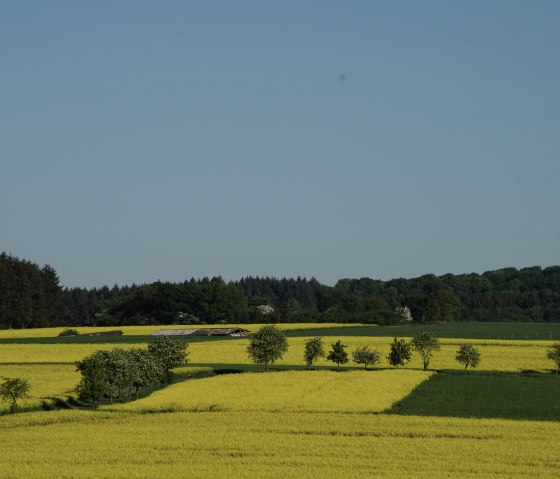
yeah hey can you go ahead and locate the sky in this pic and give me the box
[1,0,559,288]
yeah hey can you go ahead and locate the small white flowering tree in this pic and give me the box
[395,306,413,322]
[256,305,274,316]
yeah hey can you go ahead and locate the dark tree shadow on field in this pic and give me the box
[385,371,560,421]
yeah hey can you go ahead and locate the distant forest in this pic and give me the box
[1,252,560,329]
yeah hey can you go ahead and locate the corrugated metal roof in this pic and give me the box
[151,328,249,336]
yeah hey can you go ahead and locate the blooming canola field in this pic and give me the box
[114,369,433,413]
[1,323,559,478]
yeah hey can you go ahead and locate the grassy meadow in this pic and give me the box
[1,322,559,478]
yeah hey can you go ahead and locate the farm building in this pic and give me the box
[151,328,250,337]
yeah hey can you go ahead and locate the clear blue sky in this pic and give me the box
[1,1,559,288]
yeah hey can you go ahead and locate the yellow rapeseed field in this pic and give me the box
[0,364,78,409]
[114,370,433,413]
[0,336,554,372]
[0,409,559,478]
[187,336,554,372]
[1,324,559,478]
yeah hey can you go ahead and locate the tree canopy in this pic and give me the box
[546,343,560,374]
[327,340,349,372]
[0,377,30,414]
[246,325,288,371]
[303,337,325,370]
[352,346,381,370]
[387,337,412,368]
[455,343,481,371]
[411,331,441,370]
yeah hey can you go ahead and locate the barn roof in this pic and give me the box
[151,328,249,336]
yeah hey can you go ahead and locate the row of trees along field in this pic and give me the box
[2,252,560,328]
[246,325,485,372]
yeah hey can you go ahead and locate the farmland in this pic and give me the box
[1,322,559,478]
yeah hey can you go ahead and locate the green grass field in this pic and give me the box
[2,322,560,344]
[388,371,560,421]
[1,322,559,478]
[283,322,560,340]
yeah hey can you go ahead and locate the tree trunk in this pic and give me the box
[10,399,16,414]
[337,363,340,372]
[265,363,269,372]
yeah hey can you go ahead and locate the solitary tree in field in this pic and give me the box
[327,340,349,372]
[247,325,288,372]
[0,378,30,414]
[387,337,412,368]
[546,343,560,375]
[352,346,381,370]
[304,337,325,370]
[455,343,481,371]
[411,330,440,370]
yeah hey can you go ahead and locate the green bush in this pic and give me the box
[58,328,79,337]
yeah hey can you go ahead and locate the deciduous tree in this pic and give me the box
[303,337,325,370]
[246,325,288,372]
[76,351,112,408]
[424,290,460,322]
[327,340,349,372]
[546,343,560,374]
[148,336,188,380]
[0,377,30,414]
[128,348,165,397]
[455,343,481,371]
[352,345,381,370]
[394,306,413,323]
[411,330,440,370]
[387,337,412,367]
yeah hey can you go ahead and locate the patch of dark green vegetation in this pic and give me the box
[213,368,246,375]
[386,370,560,421]
[284,322,560,340]
[41,397,73,411]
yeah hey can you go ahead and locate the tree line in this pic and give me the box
[2,252,560,329]
[246,325,482,372]
[246,325,560,374]
[0,253,63,329]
